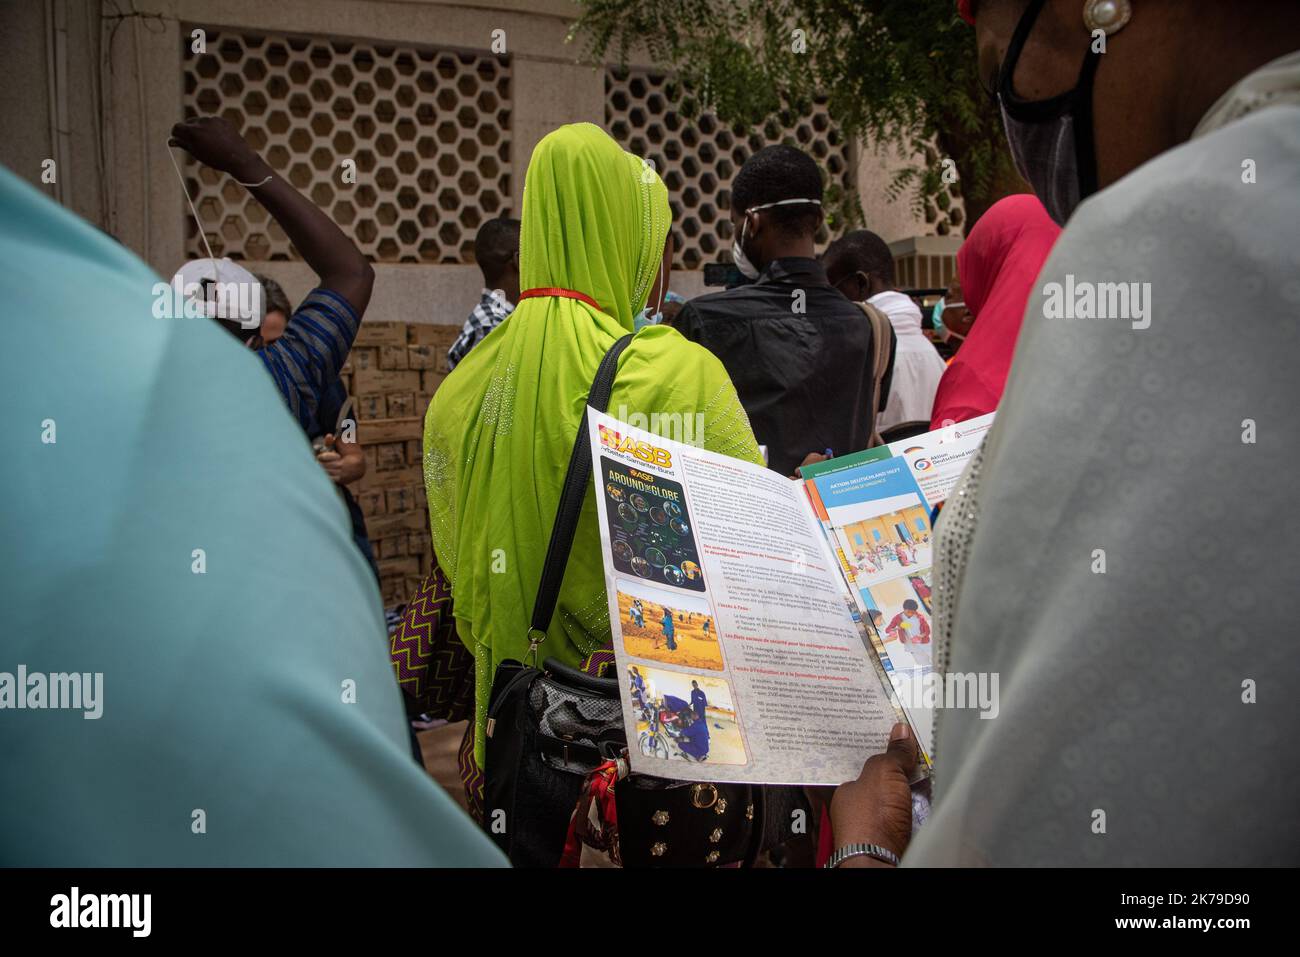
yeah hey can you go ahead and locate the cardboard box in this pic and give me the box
[355,488,385,517]
[355,322,407,348]
[379,345,410,370]
[352,322,472,609]
[350,347,379,371]
[386,392,415,418]
[354,464,421,492]
[353,369,421,396]
[377,556,421,580]
[375,442,408,472]
[366,512,418,539]
[408,344,437,369]
[386,486,416,515]
[360,417,422,444]
[408,324,460,348]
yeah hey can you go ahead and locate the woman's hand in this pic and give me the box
[828,722,919,866]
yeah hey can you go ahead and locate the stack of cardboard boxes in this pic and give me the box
[338,321,460,608]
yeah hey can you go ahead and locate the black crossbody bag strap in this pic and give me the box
[526,334,634,660]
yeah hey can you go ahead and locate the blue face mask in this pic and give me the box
[931,297,948,336]
[635,290,685,330]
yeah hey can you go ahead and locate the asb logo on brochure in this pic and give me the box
[598,423,673,469]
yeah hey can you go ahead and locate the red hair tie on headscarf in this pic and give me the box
[518,287,602,311]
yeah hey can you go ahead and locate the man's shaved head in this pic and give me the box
[474,217,521,285]
[824,230,896,287]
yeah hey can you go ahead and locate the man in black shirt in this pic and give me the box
[673,146,881,476]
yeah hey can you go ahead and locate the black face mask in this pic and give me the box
[997,0,1103,226]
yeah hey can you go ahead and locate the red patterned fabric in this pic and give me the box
[957,0,975,24]
[560,759,621,867]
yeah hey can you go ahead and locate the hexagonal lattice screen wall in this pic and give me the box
[606,69,850,271]
[927,148,965,238]
[181,29,511,264]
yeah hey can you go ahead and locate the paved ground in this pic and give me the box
[417,720,469,810]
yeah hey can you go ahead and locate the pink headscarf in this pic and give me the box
[930,194,1060,429]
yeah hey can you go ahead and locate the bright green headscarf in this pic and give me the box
[424,123,762,769]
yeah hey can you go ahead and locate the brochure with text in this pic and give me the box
[587,409,989,785]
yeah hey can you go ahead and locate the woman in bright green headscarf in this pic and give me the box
[424,123,762,779]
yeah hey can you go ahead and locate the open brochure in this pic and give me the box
[586,409,992,786]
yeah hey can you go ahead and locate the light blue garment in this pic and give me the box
[0,166,504,866]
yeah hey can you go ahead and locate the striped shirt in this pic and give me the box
[446,288,514,370]
[259,287,360,431]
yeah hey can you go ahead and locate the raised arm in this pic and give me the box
[171,117,374,428]
[169,117,374,314]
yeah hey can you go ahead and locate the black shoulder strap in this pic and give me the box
[529,334,635,648]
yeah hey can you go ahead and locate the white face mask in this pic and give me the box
[170,257,264,329]
[730,197,823,281]
[164,140,273,334]
[732,215,761,281]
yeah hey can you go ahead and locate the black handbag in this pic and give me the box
[481,335,797,867]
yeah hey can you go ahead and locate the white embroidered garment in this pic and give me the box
[906,52,1300,866]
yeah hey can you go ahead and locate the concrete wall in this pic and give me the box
[0,0,938,324]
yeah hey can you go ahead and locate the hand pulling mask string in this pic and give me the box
[164,141,272,272]
[165,142,272,339]
[165,142,218,276]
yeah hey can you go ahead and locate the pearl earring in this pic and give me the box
[1083,0,1132,36]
